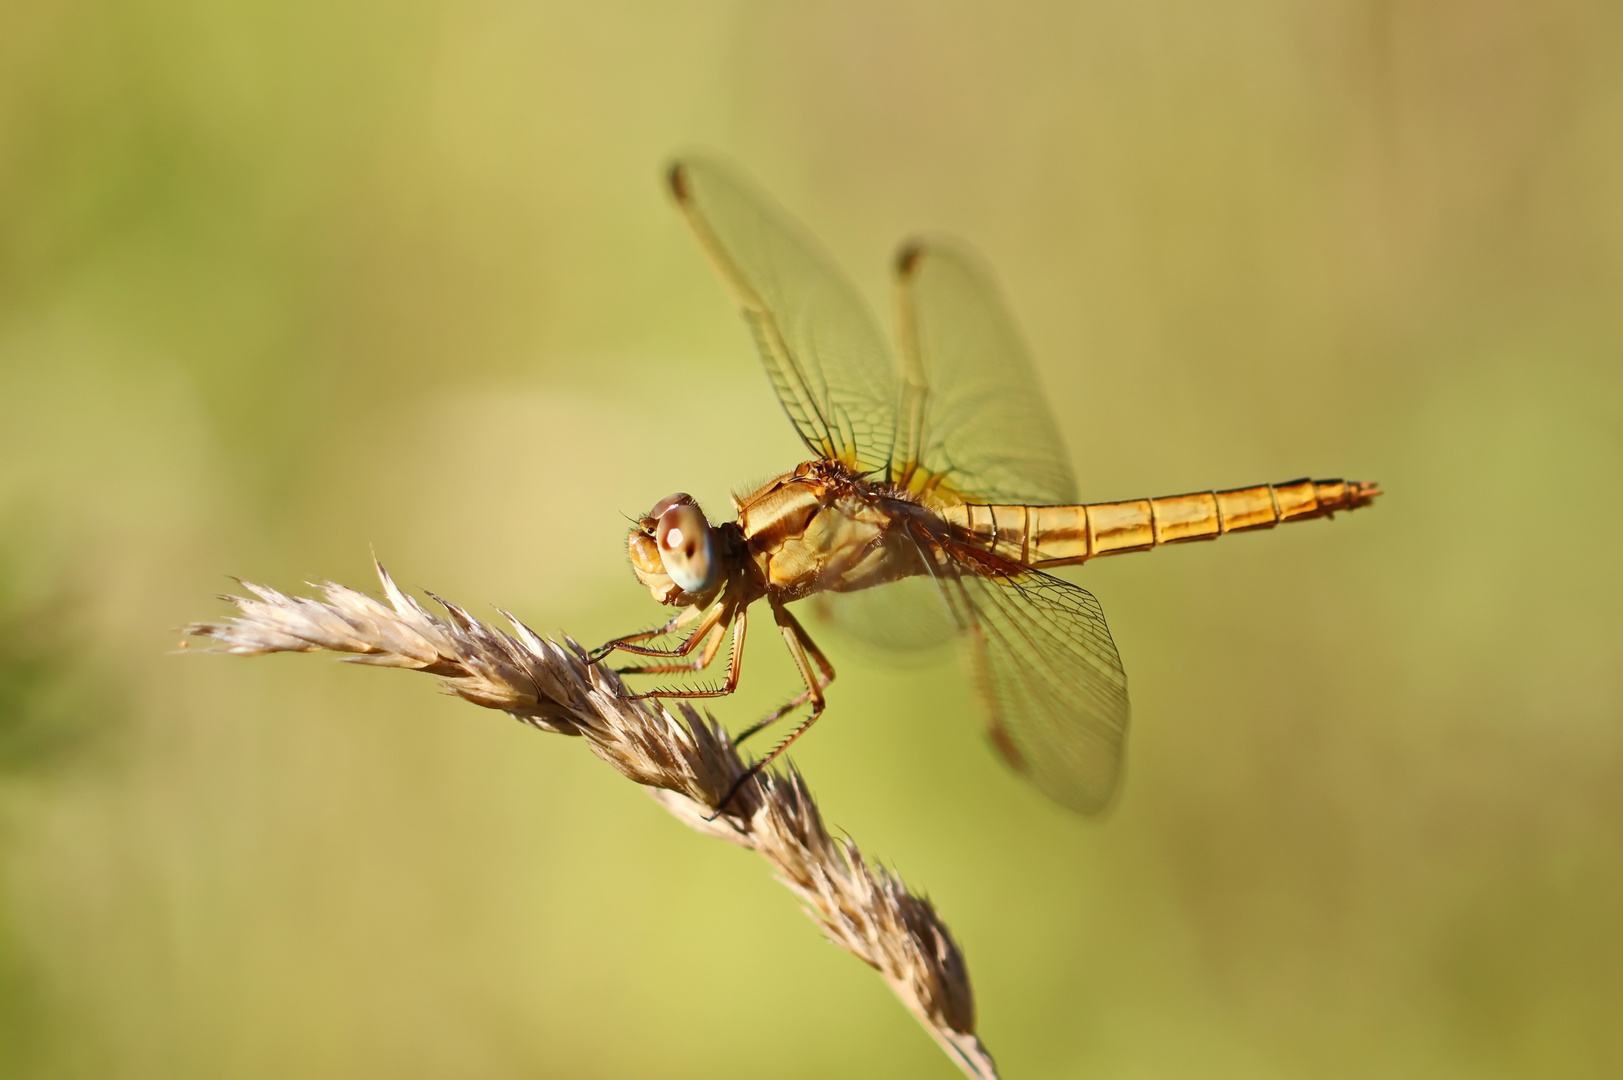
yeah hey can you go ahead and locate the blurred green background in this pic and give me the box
[2,2,1621,1077]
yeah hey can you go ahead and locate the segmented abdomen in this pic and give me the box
[942,479,1380,568]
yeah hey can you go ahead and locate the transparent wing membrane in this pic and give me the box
[916,534,1129,814]
[668,158,898,472]
[894,241,1079,505]
[810,574,959,656]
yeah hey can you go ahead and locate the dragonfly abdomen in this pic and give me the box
[945,478,1380,568]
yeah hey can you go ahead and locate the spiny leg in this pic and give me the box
[613,620,726,676]
[589,604,702,661]
[624,605,747,701]
[709,604,831,818]
[733,607,834,744]
[592,600,719,663]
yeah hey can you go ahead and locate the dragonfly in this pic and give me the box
[594,157,1379,815]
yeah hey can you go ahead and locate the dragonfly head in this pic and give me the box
[627,492,720,604]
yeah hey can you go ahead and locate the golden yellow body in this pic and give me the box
[724,461,1380,605]
[940,478,1381,569]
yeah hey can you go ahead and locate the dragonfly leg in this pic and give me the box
[591,602,713,663]
[622,605,747,701]
[589,609,693,661]
[708,703,826,820]
[614,621,726,676]
[733,607,834,745]
[706,605,832,818]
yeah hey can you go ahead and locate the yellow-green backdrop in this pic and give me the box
[2,3,1620,1077]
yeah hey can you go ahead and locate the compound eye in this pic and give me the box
[655,502,717,594]
[644,492,696,530]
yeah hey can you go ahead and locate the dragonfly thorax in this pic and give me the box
[730,462,929,603]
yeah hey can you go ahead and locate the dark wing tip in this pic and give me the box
[986,722,1029,774]
[895,240,927,278]
[667,161,692,203]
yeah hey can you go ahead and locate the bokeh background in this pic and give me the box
[2,2,1621,1077]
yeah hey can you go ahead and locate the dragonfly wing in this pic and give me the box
[669,157,897,472]
[894,240,1078,505]
[917,536,1129,814]
[810,575,959,656]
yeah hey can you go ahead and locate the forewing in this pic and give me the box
[894,240,1078,504]
[919,538,1129,814]
[669,157,898,471]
